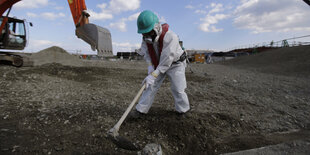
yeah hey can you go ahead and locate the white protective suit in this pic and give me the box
[136,23,190,114]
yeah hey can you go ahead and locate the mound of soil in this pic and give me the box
[221,45,310,77]
[30,46,82,66]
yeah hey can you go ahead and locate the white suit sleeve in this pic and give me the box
[156,31,182,74]
[140,41,152,64]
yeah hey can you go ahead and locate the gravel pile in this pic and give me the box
[222,45,310,77]
[30,46,83,66]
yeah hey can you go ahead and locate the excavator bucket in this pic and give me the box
[75,23,113,56]
[304,0,310,6]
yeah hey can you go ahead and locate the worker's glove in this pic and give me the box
[143,70,159,89]
[147,65,154,75]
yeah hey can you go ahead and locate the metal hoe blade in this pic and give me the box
[75,23,113,56]
[107,127,140,151]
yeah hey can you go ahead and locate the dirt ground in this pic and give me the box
[0,46,310,154]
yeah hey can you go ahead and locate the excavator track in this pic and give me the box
[0,52,23,67]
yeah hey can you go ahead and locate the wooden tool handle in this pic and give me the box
[113,84,146,131]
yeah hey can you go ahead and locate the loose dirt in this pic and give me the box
[0,46,309,154]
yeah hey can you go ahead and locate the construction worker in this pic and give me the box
[133,10,190,116]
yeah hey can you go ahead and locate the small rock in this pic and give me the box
[1,129,9,132]
[12,145,20,152]
[180,143,185,148]
[140,143,162,155]
[43,149,48,153]
[3,115,9,119]
[64,120,70,124]
[54,146,63,151]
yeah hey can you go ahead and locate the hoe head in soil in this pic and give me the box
[107,128,140,151]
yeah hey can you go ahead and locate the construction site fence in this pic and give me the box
[224,41,310,52]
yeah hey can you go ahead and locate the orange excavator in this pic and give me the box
[0,0,112,67]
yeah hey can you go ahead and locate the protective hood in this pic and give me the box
[153,23,162,42]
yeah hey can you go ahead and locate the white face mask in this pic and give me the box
[143,36,153,44]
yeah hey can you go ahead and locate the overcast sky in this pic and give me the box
[7,0,310,55]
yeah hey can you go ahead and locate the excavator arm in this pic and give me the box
[68,0,88,27]
[0,0,20,16]
[0,0,112,56]
[0,0,20,37]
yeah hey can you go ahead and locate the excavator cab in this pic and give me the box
[0,16,27,50]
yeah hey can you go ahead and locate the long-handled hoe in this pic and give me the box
[107,84,146,151]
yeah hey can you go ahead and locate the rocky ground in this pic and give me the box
[0,46,310,154]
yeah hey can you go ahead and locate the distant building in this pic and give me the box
[116,51,143,60]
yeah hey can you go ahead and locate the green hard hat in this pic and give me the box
[137,10,159,34]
